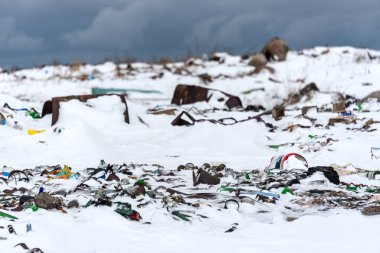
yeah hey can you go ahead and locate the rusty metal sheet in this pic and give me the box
[42,94,129,125]
[171,84,242,109]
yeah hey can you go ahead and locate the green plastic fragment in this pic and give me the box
[0,211,18,220]
[281,187,294,195]
[115,207,133,217]
[356,103,363,111]
[28,111,41,119]
[366,188,374,193]
[172,211,192,222]
[308,134,316,139]
[346,186,358,191]
[92,87,162,95]
[24,204,38,212]
[268,145,280,149]
[136,179,145,185]
[85,200,95,208]
[218,187,235,192]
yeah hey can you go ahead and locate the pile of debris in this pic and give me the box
[1,154,380,239]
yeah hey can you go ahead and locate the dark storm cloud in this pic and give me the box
[0,0,380,67]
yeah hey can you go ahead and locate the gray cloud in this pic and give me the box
[0,0,380,67]
[0,17,42,52]
[64,0,167,51]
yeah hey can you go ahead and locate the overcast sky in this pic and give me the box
[0,0,379,67]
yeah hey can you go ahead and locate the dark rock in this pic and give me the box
[67,199,79,209]
[35,192,62,209]
[362,206,380,216]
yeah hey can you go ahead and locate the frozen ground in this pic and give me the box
[1,47,380,252]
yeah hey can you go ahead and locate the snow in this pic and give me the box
[1,46,380,252]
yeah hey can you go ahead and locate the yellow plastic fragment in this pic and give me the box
[28,129,46,135]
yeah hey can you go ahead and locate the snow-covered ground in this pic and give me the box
[1,47,380,252]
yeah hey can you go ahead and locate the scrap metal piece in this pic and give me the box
[171,111,196,126]
[272,106,285,120]
[307,166,340,185]
[14,243,29,250]
[302,106,318,116]
[42,94,129,125]
[332,102,346,113]
[171,84,242,109]
[192,168,221,186]
[148,108,177,115]
[328,117,356,126]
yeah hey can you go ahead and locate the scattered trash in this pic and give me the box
[3,103,41,119]
[224,199,240,210]
[225,223,239,233]
[115,203,141,221]
[2,44,380,252]
[266,153,308,172]
[8,225,16,235]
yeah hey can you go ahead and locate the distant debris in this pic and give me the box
[262,37,289,62]
[248,53,268,68]
[363,91,380,101]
